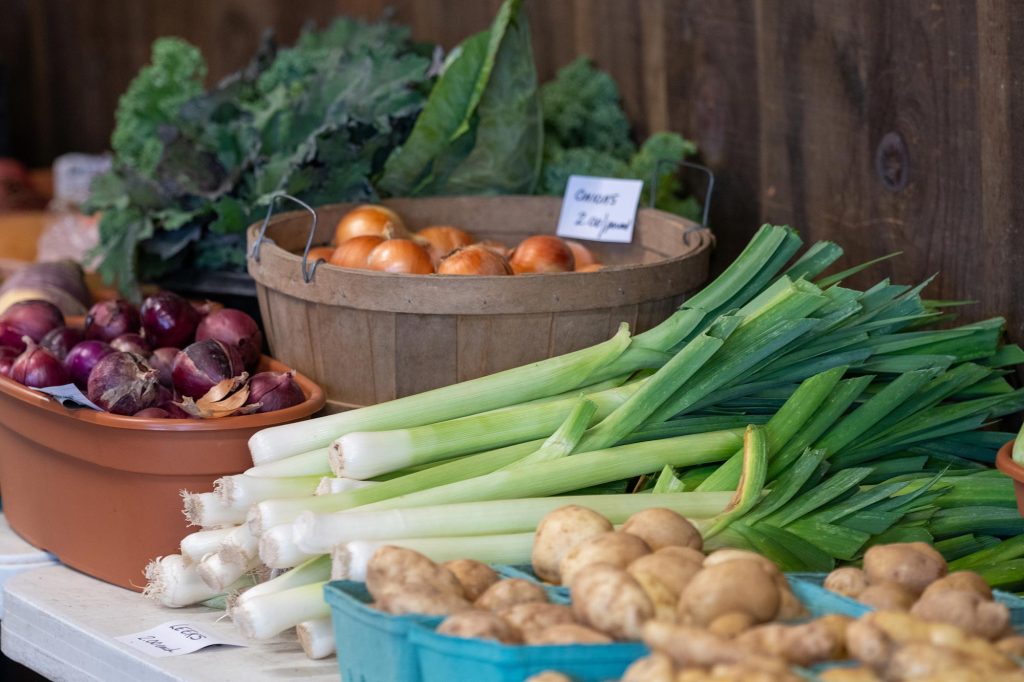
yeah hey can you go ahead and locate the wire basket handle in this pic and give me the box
[650,159,716,246]
[249,192,324,284]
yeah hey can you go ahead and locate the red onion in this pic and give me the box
[245,371,305,413]
[141,292,199,349]
[134,407,171,419]
[195,308,263,371]
[85,299,140,342]
[151,384,189,418]
[10,341,70,388]
[0,323,27,352]
[171,339,244,399]
[149,347,179,387]
[40,326,85,361]
[64,340,115,388]
[191,300,224,318]
[0,346,20,376]
[0,299,65,344]
[111,333,150,355]
[87,352,161,415]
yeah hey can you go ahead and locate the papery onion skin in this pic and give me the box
[566,240,599,269]
[306,246,336,262]
[478,240,511,258]
[438,245,513,276]
[576,263,605,273]
[328,235,384,270]
[64,340,115,388]
[11,341,71,388]
[0,346,19,376]
[171,339,245,399]
[87,351,162,415]
[196,308,262,371]
[1,299,65,344]
[245,371,305,413]
[509,235,576,274]
[416,226,474,266]
[84,299,140,342]
[334,205,407,244]
[366,239,434,274]
[149,347,179,387]
[140,292,200,349]
[111,333,151,355]
[40,326,84,361]
[134,407,171,419]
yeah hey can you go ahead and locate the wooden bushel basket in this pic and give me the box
[247,196,713,411]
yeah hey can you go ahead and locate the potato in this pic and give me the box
[571,563,654,640]
[862,542,947,596]
[995,635,1024,657]
[365,545,463,599]
[524,672,573,682]
[776,586,808,621]
[824,567,869,599]
[817,667,882,682]
[628,552,703,621]
[736,618,848,666]
[375,584,471,616]
[920,571,992,601]
[641,620,747,667]
[474,578,548,612]
[910,588,1011,640]
[442,559,500,601]
[857,582,916,611]
[655,545,706,565]
[499,602,576,634]
[702,549,787,591]
[679,560,781,626]
[437,609,521,643]
[559,531,651,587]
[708,612,757,638]
[621,653,677,682]
[531,505,613,583]
[620,508,702,551]
[525,622,613,645]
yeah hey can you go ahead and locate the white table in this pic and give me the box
[0,513,58,619]
[2,566,339,681]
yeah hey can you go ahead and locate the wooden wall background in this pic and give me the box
[2,0,1022,339]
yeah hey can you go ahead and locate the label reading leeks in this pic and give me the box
[115,621,247,658]
[556,175,643,244]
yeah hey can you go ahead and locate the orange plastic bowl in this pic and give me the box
[996,440,1024,516]
[0,356,324,590]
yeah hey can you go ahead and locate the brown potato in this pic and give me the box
[524,672,573,682]
[655,545,706,565]
[620,508,703,551]
[857,582,916,612]
[571,563,654,640]
[499,602,576,634]
[824,567,869,599]
[365,546,463,600]
[474,578,548,612]
[679,560,781,626]
[920,571,993,601]
[621,653,677,682]
[559,531,651,587]
[862,542,947,596]
[910,588,1011,640]
[437,609,521,643]
[524,622,613,645]
[442,559,500,602]
[531,505,613,584]
[628,552,704,621]
[375,584,471,616]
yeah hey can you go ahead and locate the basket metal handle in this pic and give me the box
[650,159,716,246]
[249,192,324,284]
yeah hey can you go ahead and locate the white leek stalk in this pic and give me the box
[232,581,330,640]
[180,526,236,564]
[248,325,631,464]
[297,618,335,659]
[260,523,317,569]
[215,474,322,507]
[144,554,255,608]
[294,492,733,555]
[236,554,331,605]
[182,491,248,528]
[196,551,259,593]
[219,524,258,566]
[316,477,378,495]
[332,533,535,581]
[245,448,333,479]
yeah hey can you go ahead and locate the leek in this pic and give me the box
[297,618,335,660]
[232,581,330,640]
[180,526,235,564]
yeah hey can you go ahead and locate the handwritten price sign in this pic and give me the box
[556,175,644,244]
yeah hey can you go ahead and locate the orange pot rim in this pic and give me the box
[0,355,325,432]
[996,440,1023,479]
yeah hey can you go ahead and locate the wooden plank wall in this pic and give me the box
[2,0,1022,338]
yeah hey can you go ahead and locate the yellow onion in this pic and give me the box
[334,205,407,245]
[576,263,605,273]
[438,245,513,276]
[415,226,474,266]
[478,240,511,258]
[566,240,600,270]
[366,239,434,274]
[509,235,575,274]
[306,245,336,262]
[329,235,385,270]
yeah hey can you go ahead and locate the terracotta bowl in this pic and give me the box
[996,440,1024,516]
[0,356,324,590]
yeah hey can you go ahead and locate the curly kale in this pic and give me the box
[110,38,207,177]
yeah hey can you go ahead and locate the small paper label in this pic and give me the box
[115,621,247,658]
[35,383,102,411]
[556,175,644,244]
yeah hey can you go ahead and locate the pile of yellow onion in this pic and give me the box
[304,205,604,276]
